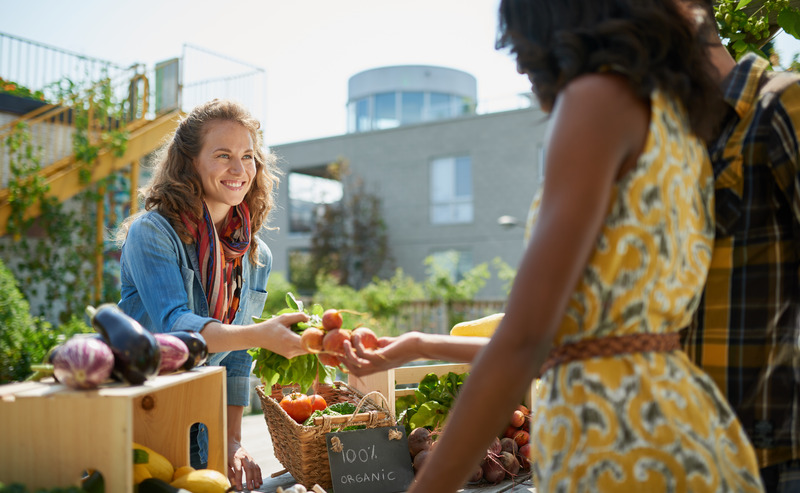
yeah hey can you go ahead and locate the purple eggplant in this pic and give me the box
[169,331,209,370]
[52,336,115,390]
[154,333,190,374]
[86,304,161,385]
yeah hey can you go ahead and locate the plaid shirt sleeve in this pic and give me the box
[682,54,800,469]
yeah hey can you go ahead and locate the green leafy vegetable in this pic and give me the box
[398,371,469,434]
[248,293,335,393]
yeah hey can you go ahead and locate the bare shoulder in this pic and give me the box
[558,72,647,120]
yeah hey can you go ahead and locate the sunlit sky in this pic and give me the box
[1,0,798,147]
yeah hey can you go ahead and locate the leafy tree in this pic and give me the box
[713,0,800,61]
[310,160,393,290]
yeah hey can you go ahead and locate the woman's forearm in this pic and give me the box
[414,333,488,363]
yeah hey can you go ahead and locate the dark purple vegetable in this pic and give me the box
[86,304,161,385]
[52,336,114,390]
[482,456,506,484]
[154,333,190,374]
[169,331,209,370]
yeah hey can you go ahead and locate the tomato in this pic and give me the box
[280,392,313,423]
[309,394,327,412]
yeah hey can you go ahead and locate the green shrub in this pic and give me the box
[262,271,297,318]
[0,259,90,384]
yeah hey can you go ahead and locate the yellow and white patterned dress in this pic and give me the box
[526,91,763,492]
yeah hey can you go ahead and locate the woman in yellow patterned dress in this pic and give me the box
[393,0,766,491]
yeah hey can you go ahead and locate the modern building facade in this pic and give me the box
[264,66,548,299]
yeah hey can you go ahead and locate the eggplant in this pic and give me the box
[51,335,115,390]
[86,304,161,385]
[169,330,209,370]
[153,333,189,374]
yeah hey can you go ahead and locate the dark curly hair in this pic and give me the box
[118,99,280,264]
[496,0,723,140]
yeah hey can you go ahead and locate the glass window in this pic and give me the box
[430,156,473,224]
[288,173,343,233]
[356,98,370,132]
[374,92,398,129]
[430,92,453,120]
[401,92,424,125]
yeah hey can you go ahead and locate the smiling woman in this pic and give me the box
[113,99,312,491]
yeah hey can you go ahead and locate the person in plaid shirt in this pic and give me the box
[680,2,800,491]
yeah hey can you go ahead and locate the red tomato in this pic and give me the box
[280,392,313,423]
[309,394,327,412]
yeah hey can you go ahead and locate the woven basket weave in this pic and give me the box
[257,381,396,489]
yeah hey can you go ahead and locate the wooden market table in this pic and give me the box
[0,366,227,493]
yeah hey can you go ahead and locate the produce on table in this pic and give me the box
[86,304,161,385]
[280,392,314,423]
[309,394,327,412]
[400,370,530,486]
[138,477,191,492]
[169,469,231,493]
[250,293,373,392]
[51,335,114,390]
[168,331,209,370]
[449,312,505,337]
[153,334,190,374]
[133,442,175,483]
[172,466,196,481]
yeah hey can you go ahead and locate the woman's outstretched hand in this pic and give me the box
[339,331,422,376]
[254,312,309,359]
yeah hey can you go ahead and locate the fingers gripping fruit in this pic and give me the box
[351,327,379,350]
[300,327,325,353]
[322,328,352,356]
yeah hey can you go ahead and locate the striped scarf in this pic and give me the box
[181,202,251,324]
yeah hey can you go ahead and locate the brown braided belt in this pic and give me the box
[539,332,681,375]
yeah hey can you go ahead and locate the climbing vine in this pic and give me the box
[0,75,130,323]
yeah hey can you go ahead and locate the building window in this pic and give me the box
[401,92,424,125]
[288,172,343,234]
[430,155,473,224]
[428,249,474,282]
[429,92,453,120]
[374,92,398,129]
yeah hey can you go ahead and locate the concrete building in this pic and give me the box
[264,65,548,299]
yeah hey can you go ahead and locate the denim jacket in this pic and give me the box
[118,210,270,407]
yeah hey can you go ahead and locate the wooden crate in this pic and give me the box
[348,362,536,417]
[0,365,226,493]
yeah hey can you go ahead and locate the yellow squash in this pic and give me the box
[133,463,152,485]
[450,312,504,337]
[170,469,231,493]
[133,442,175,483]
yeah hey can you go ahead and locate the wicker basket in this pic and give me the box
[257,381,396,489]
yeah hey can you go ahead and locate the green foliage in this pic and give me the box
[310,162,393,291]
[0,258,91,384]
[714,0,800,59]
[0,77,47,101]
[263,271,298,318]
[249,293,336,392]
[0,74,130,323]
[424,252,491,303]
[492,257,517,297]
[398,371,469,434]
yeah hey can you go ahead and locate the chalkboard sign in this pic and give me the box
[325,426,415,493]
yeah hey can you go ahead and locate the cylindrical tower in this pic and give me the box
[347,65,477,133]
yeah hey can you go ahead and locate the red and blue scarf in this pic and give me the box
[182,202,251,324]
